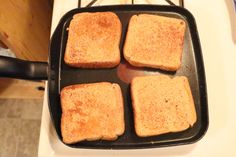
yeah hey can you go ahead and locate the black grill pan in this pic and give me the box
[0,5,208,149]
[49,5,208,149]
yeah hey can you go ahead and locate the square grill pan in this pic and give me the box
[48,5,208,149]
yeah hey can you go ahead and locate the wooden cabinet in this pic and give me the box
[0,0,52,61]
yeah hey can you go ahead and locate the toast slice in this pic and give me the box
[131,75,196,137]
[124,14,186,71]
[60,82,124,144]
[64,12,122,68]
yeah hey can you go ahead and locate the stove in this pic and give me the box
[38,0,236,156]
[78,0,183,7]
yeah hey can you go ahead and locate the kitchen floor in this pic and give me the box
[0,48,44,157]
[0,99,43,157]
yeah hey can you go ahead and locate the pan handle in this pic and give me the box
[0,56,48,80]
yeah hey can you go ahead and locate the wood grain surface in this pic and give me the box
[0,78,45,99]
[0,0,52,61]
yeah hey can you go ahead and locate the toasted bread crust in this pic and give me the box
[64,12,122,68]
[124,14,186,71]
[181,77,197,126]
[60,82,124,144]
[131,75,196,137]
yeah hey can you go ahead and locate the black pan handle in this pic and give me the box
[0,56,48,80]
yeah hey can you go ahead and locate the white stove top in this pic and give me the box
[38,0,236,156]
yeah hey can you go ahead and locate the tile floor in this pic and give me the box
[0,46,44,157]
[0,99,43,157]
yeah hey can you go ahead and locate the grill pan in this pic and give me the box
[0,5,208,149]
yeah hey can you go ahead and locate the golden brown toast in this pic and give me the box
[60,82,124,144]
[124,14,186,71]
[64,12,121,68]
[131,75,196,137]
